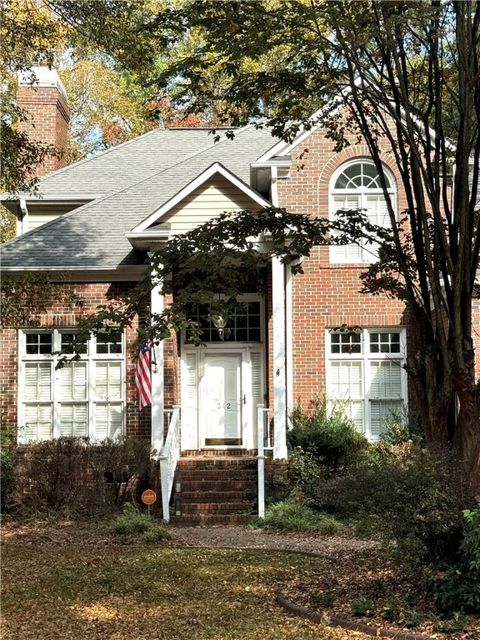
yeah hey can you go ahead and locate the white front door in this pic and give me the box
[202,354,242,446]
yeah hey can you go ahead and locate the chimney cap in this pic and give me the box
[17,66,67,102]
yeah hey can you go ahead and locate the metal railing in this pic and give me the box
[159,405,180,523]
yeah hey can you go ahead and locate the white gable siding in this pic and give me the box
[155,175,262,235]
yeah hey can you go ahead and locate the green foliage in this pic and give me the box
[252,493,342,533]
[350,597,374,617]
[288,398,369,476]
[320,441,469,568]
[432,506,480,613]
[0,273,81,327]
[0,414,16,513]
[109,503,170,542]
[14,437,151,514]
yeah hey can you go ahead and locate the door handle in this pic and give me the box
[243,394,246,405]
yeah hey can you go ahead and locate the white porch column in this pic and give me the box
[151,279,164,456]
[272,256,288,459]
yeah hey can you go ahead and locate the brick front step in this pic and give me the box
[179,480,257,492]
[181,490,256,501]
[169,513,254,526]
[178,456,258,467]
[180,501,251,514]
[176,471,257,482]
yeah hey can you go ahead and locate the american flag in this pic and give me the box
[135,341,152,410]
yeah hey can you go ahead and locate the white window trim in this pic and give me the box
[18,329,126,443]
[325,327,408,441]
[329,158,397,264]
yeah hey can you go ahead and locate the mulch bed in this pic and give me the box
[277,547,480,640]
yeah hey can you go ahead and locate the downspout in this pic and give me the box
[19,198,29,235]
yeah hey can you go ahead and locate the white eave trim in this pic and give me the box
[131,162,272,234]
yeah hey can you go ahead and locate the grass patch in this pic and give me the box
[1,518,340,640]
[252,497,343,533]
[109,503,170,542]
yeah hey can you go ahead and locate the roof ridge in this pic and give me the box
[0,126,261,250]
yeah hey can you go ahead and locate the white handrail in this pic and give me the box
[159,405,180,523]
[257,404,266,518]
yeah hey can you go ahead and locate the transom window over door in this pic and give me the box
[330,159,396,263]
[326,327,407,441]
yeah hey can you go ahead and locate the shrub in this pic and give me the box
[287,447,323,499]
[109,503,170,542]
[14,437,152,514]
[432,506,480,613]
[319,441,470,568]
[288,397,368,476]
[253,493,343,533]
[350,597,375,617]
[0,415,16,512]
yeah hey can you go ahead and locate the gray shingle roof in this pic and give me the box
[1,126,280,270]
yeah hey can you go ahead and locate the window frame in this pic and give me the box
[325,327,408,441]
[329,158,397,264]
[18,329,126,443]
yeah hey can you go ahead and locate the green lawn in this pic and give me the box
[1,522,349,640]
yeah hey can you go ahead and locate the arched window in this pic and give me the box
[329,159,396,263]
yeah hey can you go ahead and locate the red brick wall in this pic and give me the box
[16,85,70,176]
[277,132,409,405]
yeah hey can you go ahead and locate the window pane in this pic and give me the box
[369,332,401,354]
[26,333,52,355]
[95,362,122,401]
[61,333,87,354]
[96,331,123,354]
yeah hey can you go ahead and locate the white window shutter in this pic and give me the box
[59,404,88,437]
[370,400,404,439]
[59,363,87,401]
[182,353,198,450]
[25,404,52,441]
[25,363,51,401]
[369,361,402,399]
[94,404,109,440]
[251,352,262,399]
[328,361,364,433]
[330,195,362,263]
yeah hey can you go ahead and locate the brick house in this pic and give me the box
[3,68,472,522]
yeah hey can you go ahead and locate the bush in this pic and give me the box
[0,415,16,512]
[432,506,480,613]
[109,503,170,542]
[253,493,343,533]
[14,437,152,514]
[288,397,369,476]
[319,441,469,568]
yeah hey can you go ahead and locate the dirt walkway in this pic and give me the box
[168,524,378,555]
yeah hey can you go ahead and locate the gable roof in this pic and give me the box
[131,161,271,235]
[1,126,280,271]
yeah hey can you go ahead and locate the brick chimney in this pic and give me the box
[16,67,70,177]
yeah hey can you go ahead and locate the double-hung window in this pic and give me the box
[326,328,407,440]
[19,330,125,442]
[329,159,396,263]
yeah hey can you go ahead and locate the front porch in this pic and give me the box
[155,402,284,523]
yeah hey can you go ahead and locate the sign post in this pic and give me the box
[141,489,157,516]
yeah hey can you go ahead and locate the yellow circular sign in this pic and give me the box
[141,489,157,506]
